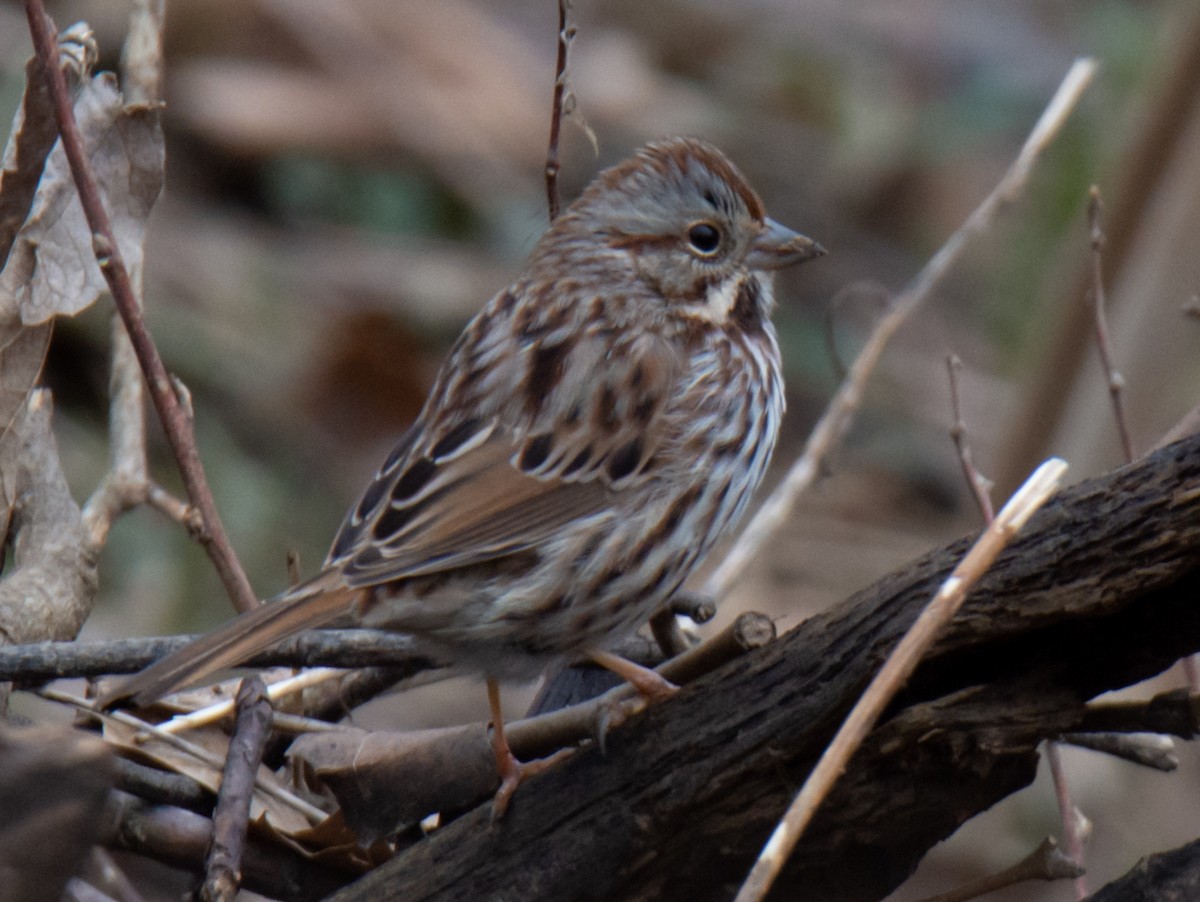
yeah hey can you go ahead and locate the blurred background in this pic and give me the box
[3,0,1200,898]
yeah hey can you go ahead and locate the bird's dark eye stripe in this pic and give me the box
[687,223,721,255]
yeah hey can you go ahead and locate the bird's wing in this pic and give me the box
[328,323,682,587]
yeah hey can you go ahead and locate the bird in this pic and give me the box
[100,137,824,815]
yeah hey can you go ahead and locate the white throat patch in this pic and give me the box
[677,276,743,324]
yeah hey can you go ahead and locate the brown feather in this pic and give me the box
[98,578,363,708]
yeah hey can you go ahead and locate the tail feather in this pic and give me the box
[98,580,362,709]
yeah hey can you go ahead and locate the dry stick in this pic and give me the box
[704,58,1097,601]
[1046,742,1091,901]
[946,354,995,523]
[1061,732,1177,772]
[947,354,1089,895]
[733,457,1067,902]
[200,678,272,902]
[914,837,1082,902]
[544,0,572,221]
[22,1,258,614]
[80,0,165,551]
[1038,184,1141,900]
[155,666,345,735]
[1087,186,1136,465]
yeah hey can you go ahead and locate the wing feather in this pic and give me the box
[326,307,682,588]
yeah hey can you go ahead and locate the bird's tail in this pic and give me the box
[97,576,363,709]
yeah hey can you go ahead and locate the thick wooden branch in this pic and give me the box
[330,432,1200,902]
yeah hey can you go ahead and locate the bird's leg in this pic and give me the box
[486,677,571,819]
[586,648,679,703]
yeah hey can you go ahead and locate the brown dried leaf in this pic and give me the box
[0,71,164,326]
[102,717,314,835]
[289,724,496,842]
[0,57,60,264]
[0,22,97,264]
[0,321,50,447]
[278,809,390,872]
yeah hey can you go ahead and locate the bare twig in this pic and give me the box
[733,458,1066,902]
[0,629,437,681]
[544,0,572,221]
[1046,741,1091,899]
[82,316,149,549]
[22,1,258,615]
[155,667,343,735]
[1079,688,1200,739]
[1087,186,1136,464]
[1061,732,1177,772]
[201,678,272,902]
[914,837,1083,902]
[946,354,995,523]
[945,340,1092,897]
[115,757,213,814]
[705,58,1096,600]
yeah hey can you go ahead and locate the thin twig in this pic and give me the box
[81,317,149,549]
[944,352,1089,892]
[0,629,436,681]
[115,757,214,814]
[544,0,572,220]
[22,1,259,615]
[1060,732,1177,772]
[201,678,272,902]
[914,837,1082,902]
[705,58,1096,600]
[1079,688,1200,739]
[155,667,344,735]
[946,354,995,523]
[1047,741,1091,899]
[1087,185,1136,464]
[733,458,1067,902]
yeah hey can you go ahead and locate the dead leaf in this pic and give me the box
[103,716,315,835]
[289,723,497,842]
[0,71,164,326]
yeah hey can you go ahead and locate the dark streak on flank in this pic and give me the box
[526,340,572,414]
[355,476,389,521]
[595,385,620,433]
[497,289,518,316]
[562,447,591,477]
[392,457,438,503]
[606,439,643,482]
[658,484,702,538]
[519,433,555,472]
[431,418,483,460]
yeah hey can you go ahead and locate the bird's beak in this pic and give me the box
[746,218,826,271]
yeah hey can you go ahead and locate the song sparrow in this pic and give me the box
[102,137,823,812]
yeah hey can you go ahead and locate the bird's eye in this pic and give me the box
[687,222,722,256]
